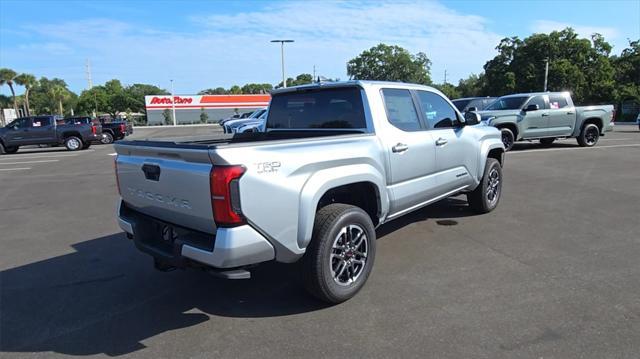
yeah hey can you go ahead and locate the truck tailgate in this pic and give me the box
[115,143,216,234]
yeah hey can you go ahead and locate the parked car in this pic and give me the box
[451,97,497,113]
[114,81,505,303]
[223,108,268,134]
[477,92,615,150]
[219,108,266,126]
[0,115,102,154]
[98,119,133,144]
[236,110,268,133]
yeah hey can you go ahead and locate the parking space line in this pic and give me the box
[509,143,640,154]
[0,160,60,165]
[0,167,31,171]
[0,154,80,161]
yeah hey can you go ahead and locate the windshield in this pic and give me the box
[485,96,528,110]
[249,109,265,119]
[452,99,472,111]
[267,87,366,130]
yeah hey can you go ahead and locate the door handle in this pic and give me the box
[566,111,574,115]
[541,113,550,117]
[435,138,448,146]
[392,143,409,153]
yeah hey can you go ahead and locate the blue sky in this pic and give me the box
[1,0,638,95]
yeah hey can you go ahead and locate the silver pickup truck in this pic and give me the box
[114,81,505,303]
[476,92,614,150]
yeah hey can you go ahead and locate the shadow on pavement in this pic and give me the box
[1,197,477,356]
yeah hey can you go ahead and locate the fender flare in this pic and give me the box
[477,140,505,181]
[297,163,388,249]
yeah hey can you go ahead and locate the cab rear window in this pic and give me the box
[267,87,366,130]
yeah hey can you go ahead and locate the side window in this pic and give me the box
[416,91,458,129]
[12,118,32,129]
[549,94,569,109]
[381,89,421,131]
[33,117,52,127]
[526,96,547,110]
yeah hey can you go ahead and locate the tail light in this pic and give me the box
[611,109,616,123]
[210,165,246,226]
[91,125,97,135]
[114,155,121,195]
[120,123,126,133]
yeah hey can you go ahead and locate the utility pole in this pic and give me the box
[313,65,316,81]
[543,58,549,92]
[444,69,448,84]
[170,79,177,126]
[85,58,93,90]
[270,39,294,88]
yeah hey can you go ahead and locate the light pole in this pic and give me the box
[271,39,294,88]
[170,79,177,126]
[543,58,549,92]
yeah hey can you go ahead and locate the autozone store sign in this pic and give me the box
[145,94,271,110]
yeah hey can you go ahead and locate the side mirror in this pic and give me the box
[467,106,478,112]
[464,112,481,126]
[524,104,539,112]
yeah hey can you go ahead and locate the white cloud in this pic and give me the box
[2,1,504,93]
[531,20,619,40]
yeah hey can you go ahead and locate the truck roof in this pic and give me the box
[271,80,441,95]
[499,91,570,98]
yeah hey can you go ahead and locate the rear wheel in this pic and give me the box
[539,137,555,146]
[64,136,83,151]
[500,128,515,151]
[467,158,502,214]
[303,204,376,304]
[101,132,114,144]
[577,123,600,147]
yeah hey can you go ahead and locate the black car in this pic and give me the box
[0,115,102,154]
[98,119,133,144]
[451,97,497,113]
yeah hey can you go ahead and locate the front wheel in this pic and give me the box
[500,128,515,151]
[577,123,600,147]
[467,158,502,214]
[64,136,83,151]
[303,204,376,304]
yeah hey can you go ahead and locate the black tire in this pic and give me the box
[577,123,600,147]
[500,128,515,151]
[82,142,92,150]
[0,142,4,154]
[4,145,19,154]
[64,136,83,151]
[303,204,376,304]
[101,132,114,144]
[467,158,502,214]
[539,137,555,146]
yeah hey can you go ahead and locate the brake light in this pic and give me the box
[210,165,246,226]
[120,123,126,133]
[114,155,121,195]
[91,125,97,135]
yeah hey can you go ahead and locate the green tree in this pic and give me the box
[0,68,18,113]
[76,86,110,116]
[611,39,640,120]
[347,44,432,84]
[276,74,313,89]
[162,109,173,125]
[125,83,169,115]
[29,77,75,115]
[200,108,208,123]
[433,83,461,100]
[199,87,228,95]
[48,85,69,115]
[229,85,242,94]
[241,83,273,94]
[14,73,37,116]
[482,28,616,104]
[456,74,485,98]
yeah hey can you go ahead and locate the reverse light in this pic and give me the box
[210,165,246,226]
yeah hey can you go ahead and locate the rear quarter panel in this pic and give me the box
[574,105,615,135]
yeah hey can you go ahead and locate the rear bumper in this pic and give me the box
[117,200,275,268]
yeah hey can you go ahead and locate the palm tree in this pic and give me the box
[0,68,18,113]
[14,73,37,116]
[48,85,68,115]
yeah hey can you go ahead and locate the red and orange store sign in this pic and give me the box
[145,94,271,110]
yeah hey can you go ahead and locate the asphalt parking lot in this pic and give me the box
[1,126,639,358]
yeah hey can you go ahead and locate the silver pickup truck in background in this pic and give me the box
[476,92,614,150]
[114,81,505,303]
